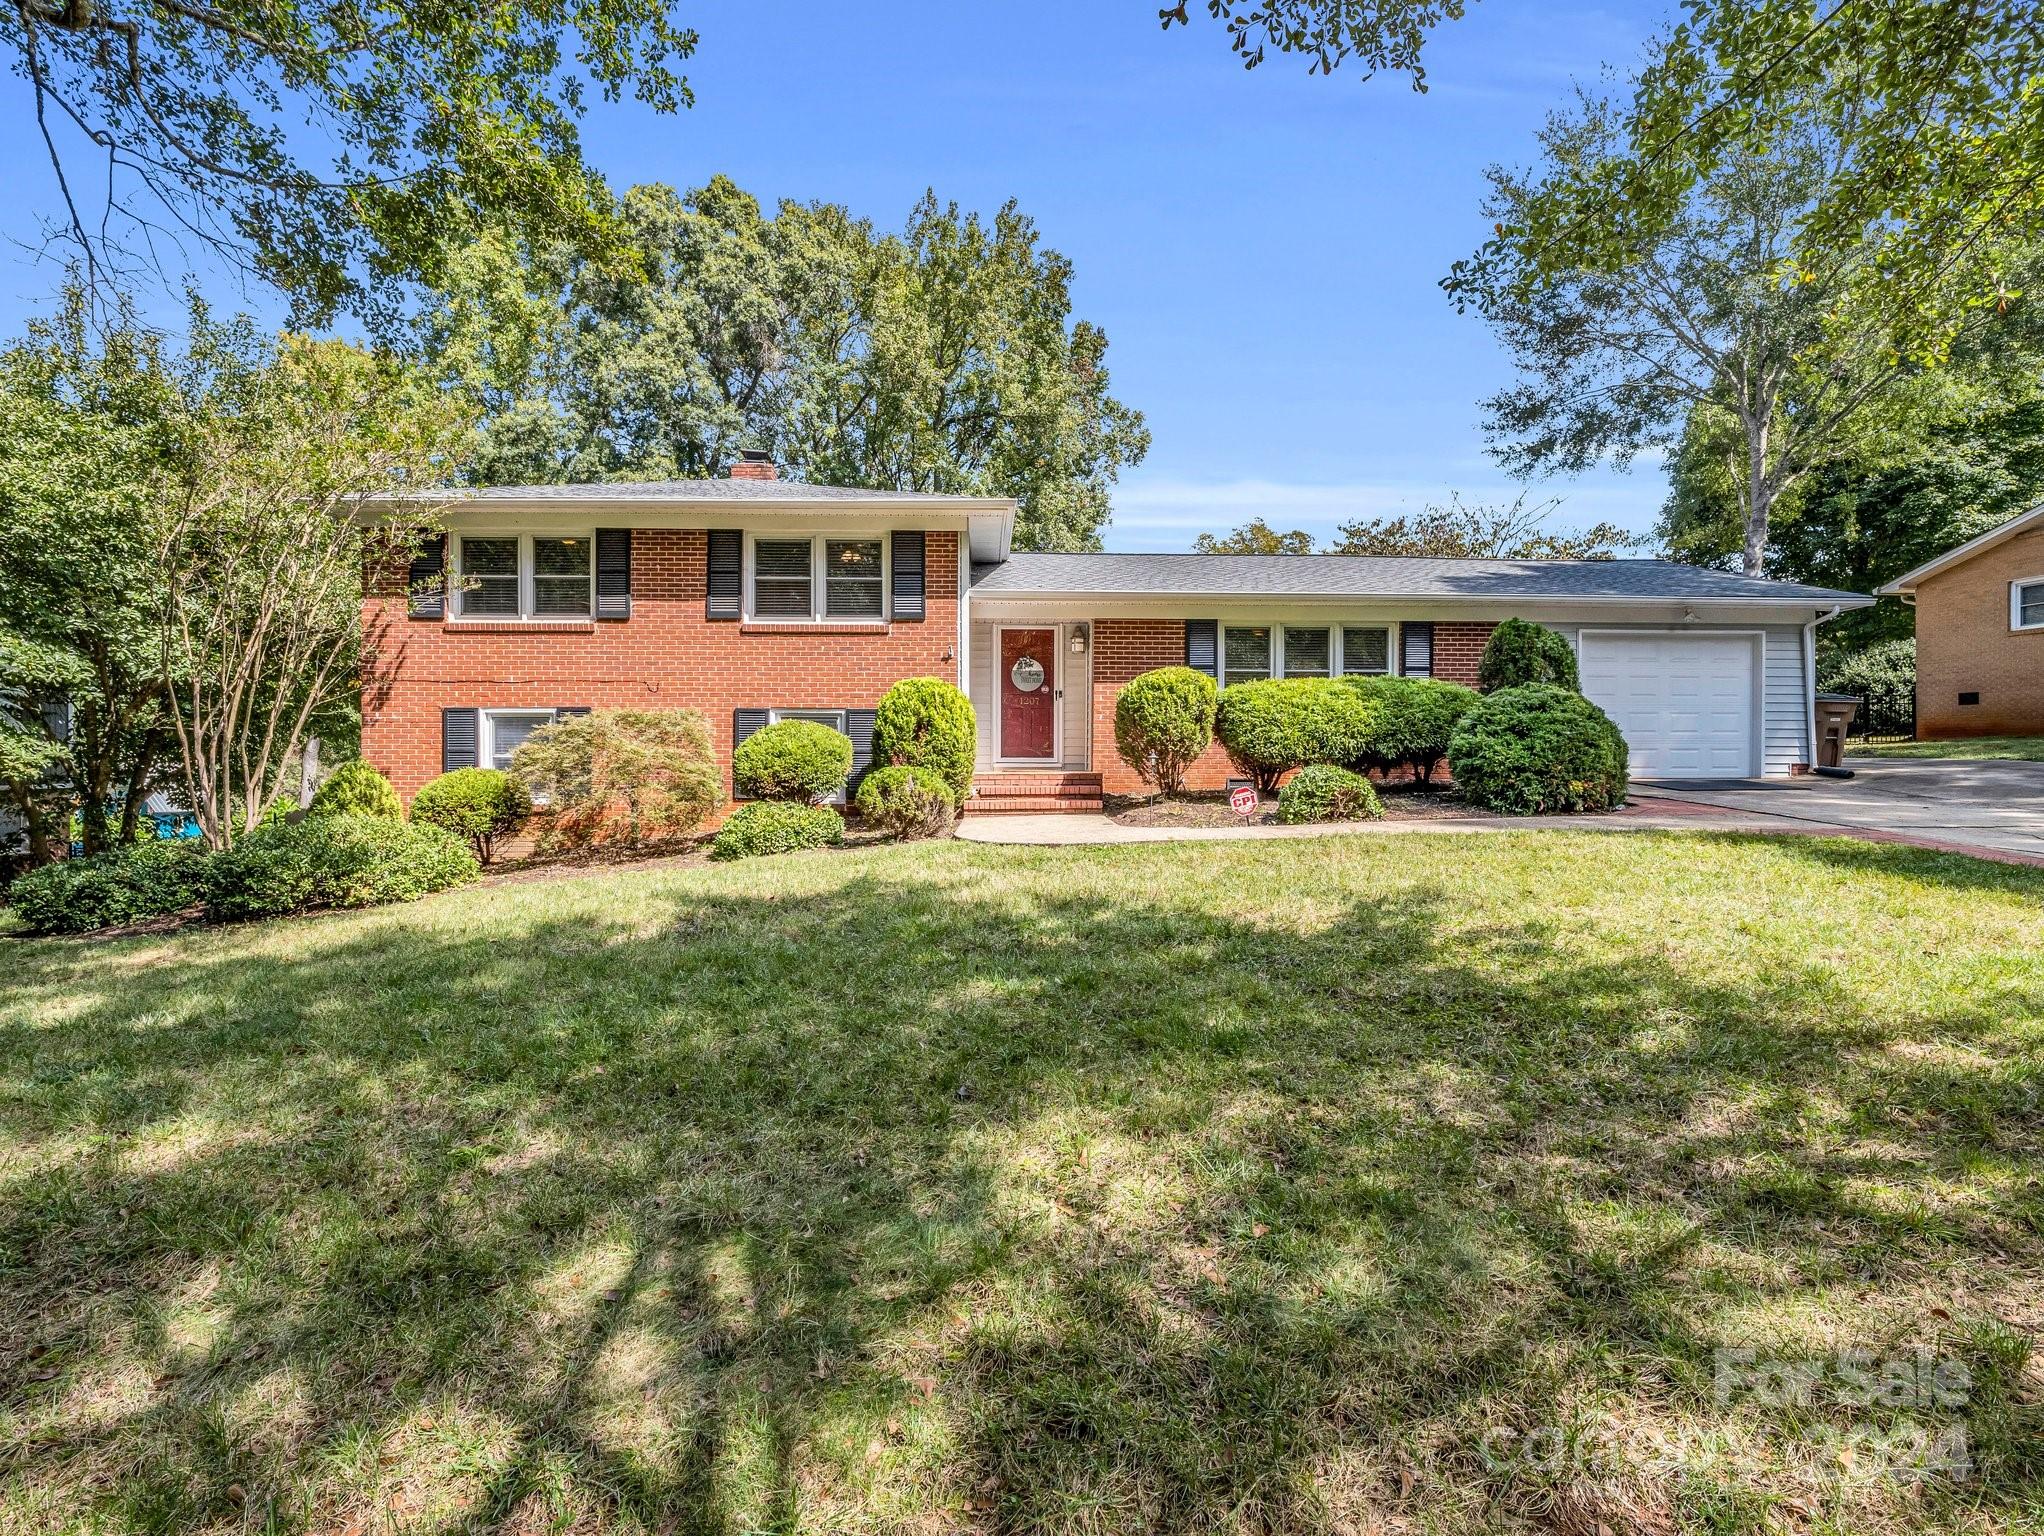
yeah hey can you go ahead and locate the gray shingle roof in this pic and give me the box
[447,479,995,503]
[969,552,1868,604]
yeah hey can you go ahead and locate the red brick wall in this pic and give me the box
[360,529,960,804]
[1431,621,1495,685]
[1089,617,1497,796]
[1090,620,1238,795]
[1913,524,2044,736]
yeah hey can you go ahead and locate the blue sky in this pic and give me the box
[0,1,1672,550]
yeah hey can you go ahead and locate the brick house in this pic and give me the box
[1876,504,2044,738]
[361,456,1871,811]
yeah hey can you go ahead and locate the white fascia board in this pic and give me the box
[965,593,1871,624]
[1876,502,2044,594]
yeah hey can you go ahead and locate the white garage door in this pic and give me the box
[1579,632,1758,779]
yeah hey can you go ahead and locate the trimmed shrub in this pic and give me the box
[710,801,845,861]
[1347,676,1482,783]
[8,840,207,934]
[871,678,976,800]
[733,719,854,803]
[854,765,957,839]
[1114,666,1218,795]
[1819,637,1914,698]
[307,759,403,820]
[1275,764,1383,825]
[1215,678,1377,792]
[1448,683,1629,815]
[410,767,532,864]
[509,708,723,851]
[202,815,478,921]
[1478,617,1580,692]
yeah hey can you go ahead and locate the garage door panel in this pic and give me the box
[1579,632,1758,780]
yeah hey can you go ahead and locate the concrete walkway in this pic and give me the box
[958,777,2044,867]
[956,803,1789,847]
[1638,757,2044,863]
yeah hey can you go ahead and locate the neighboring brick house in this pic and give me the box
[361,457,1870,812]
[1877,504,2044,738]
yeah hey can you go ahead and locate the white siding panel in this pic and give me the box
[1761,624,1810,777]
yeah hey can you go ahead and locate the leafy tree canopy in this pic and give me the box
[1192,517,1315,554]
[1187,1,2044,359]
[1327,493,1638,559]
[421,178,1148,550]
[8,0,696,331]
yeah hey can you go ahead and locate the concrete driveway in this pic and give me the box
[1635,757,2044,863]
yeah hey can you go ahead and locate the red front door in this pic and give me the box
[999,628,1057,760]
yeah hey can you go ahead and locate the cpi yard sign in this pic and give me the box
[1228,780,1258,823]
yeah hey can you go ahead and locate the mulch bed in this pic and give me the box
[1108,787,1504,829]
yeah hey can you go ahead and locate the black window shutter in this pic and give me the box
[890,530,926,621]
[731,708,770,798]
[442,708,479,771]
[409,533,446,620]
[1185,620,1218,677]
[595,529,632,620]
[707,530,742,620]
[552,706,592,721]
[1401,622,1434,678]
[845,708,878,791]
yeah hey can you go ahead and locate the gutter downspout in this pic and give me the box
[1804,605,1841,771]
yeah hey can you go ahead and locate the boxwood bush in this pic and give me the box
[1346,676,1482,783]
[1478,617,1580,692]
[1447,683,1629,814]
[709,801,845,861]
[306,759,403,820]
[871,678,976,799]
[733,719,854,803]
[1113,666,1218,795]
[202,815,479,921]
[1819,637,1914,698]
[854,765,957,839]
[1215,679,1377,792]
[1275,764,1383,824]
[7,840,208,934]
[410,767,532,863]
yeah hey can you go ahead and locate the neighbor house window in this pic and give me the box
[2015,578,2044,631]
[455,534,592,619]
[749,535,888,621]
[1341,626,1391,675]
[482,709,556,772]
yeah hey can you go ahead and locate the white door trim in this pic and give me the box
[1578,627,1765,780]
[993,622,1063,765]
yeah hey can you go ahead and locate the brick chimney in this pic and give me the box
[728,448,777,481]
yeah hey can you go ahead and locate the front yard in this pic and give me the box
[1,832,2039,1534]
[1849,736,2044,762]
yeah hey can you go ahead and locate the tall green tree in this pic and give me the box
[7,0,696,330]
[1192,518,1315,554]
[1444,94,2016,576]
[0,294,186,856]
[421,178,1149,550]
[1182,2,2044,358]
[1327,493,1638,558]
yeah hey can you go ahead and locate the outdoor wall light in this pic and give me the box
[1069,623,1090,656]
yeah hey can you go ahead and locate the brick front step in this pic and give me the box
[964,772,1103,816]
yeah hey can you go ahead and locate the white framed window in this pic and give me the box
[1218,623,1398,685]
[2013,578,2044,631]
[746,534,888,622]
[768,708,850,802]
[481,709,557,773]
[454,533,593,620]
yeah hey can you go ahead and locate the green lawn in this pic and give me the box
[1848,735,2044,761]
[1,833,2039,1535]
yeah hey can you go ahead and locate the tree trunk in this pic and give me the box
[116,725,161,845]
[1742,416,1773,577]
